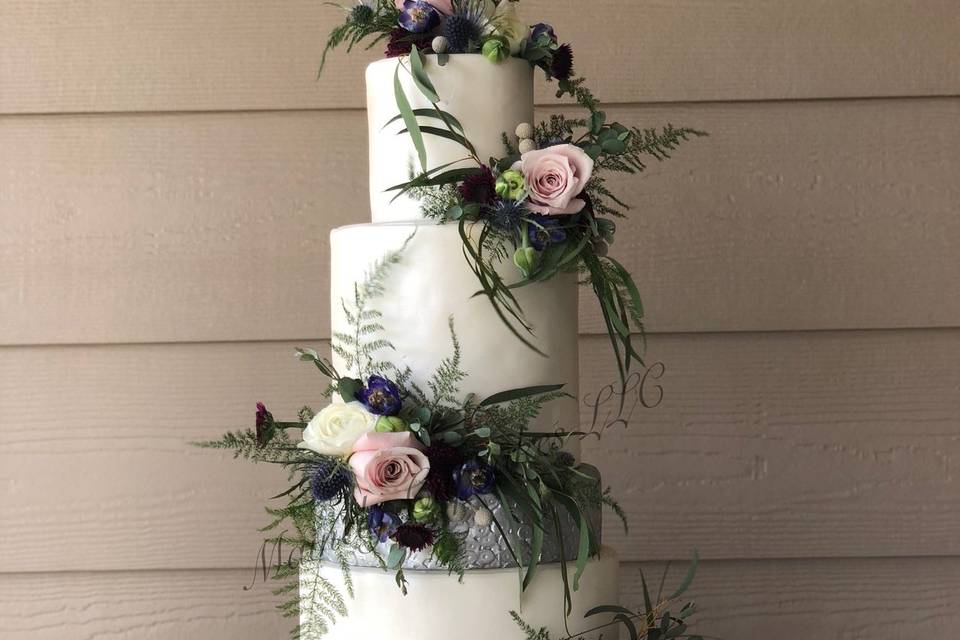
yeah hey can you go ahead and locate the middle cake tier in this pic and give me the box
[330,221,580,439]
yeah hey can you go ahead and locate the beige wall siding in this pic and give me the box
[2,1,959,638]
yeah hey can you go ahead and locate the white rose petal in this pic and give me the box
[298,401,378,456]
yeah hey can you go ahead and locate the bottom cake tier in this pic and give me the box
[300,547,621,640]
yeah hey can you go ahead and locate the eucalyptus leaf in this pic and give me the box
[589,110,607,134]
[382,108,465,133]
[602,137,628,155]
[393,65,427,172]
[387,544,406,570]
[399,125,476,154]
[337,377,363,404]
[409,47,440,102]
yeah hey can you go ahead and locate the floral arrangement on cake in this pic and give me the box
[321,0,704,385]
[196,240,702,639]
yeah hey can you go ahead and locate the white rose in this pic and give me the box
[298,402,378,456]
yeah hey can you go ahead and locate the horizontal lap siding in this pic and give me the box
[3,0,960,114]
[4,2,959,637]
[3,329,958,572]
[4,557,960,639]
[3,99,959,345]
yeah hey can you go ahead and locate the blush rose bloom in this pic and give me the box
[512,144,594,215]
[350,431,430,507]
[395,0,453,15]
[298,402,378,456]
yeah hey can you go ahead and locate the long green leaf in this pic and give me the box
[409,47,440,102]
[399,125,476,154]
[386,167,482,192]
[668,549,699,599]
[614,614,640,640]
[607,255,645,321]
[383,108,465,133]
[480,384,565,407]
[393,65,427,172]
[520,480,544,591]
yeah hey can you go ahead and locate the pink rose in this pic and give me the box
[512,144,594,215]
[349,431,430,507]
[395,0,453,15]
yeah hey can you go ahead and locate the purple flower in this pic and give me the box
[530,23,557,45]
[527,215,568,250]
[368,506,399,543]
[399,0,441,33]
[453,459,495,500]
[355,375,403,416]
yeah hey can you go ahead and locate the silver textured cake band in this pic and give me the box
[318,465,603,571]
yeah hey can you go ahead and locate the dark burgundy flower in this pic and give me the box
[255,402,274,447]
[355,375,403,416]
[458,167,497,205]
[385,27,434,58]
[551,44,574,81]
[453,459,495,500]
[392,522,436,552]
[424,443,463,502]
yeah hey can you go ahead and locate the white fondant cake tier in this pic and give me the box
[330,222,580,444]
[366,55,534,223]
[301,548,621,640]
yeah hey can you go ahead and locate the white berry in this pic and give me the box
[432,36,450,54]
[473,506,493,527]
[515,123,534,139]
[446,500,469,522]
[518,138,537,154]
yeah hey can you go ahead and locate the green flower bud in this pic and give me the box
[413,496,439,523]
[375,415,408,433]
[513,246,540,278]
[495,169,525,200]
[481,36,510,64]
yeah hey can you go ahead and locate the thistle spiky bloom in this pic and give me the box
[309,457,353,502]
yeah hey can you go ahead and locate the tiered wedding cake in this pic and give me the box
[302,54,620,639]
[199,4,704,639]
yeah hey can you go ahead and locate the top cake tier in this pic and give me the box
[366,54,534,223]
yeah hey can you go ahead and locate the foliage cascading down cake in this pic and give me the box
[302,56,619,639]
[197,2,706,639]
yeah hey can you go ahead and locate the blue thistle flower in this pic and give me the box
[527,215,567,250]
[453,459,495,500]
[442,1,488,53]
[488,199,526,234]
[355,375,403,416]
[309,457,352,502]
